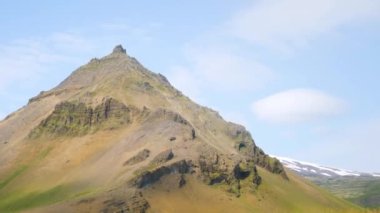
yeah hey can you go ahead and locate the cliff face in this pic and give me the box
[29,98,132,138]
[0,45,357,213]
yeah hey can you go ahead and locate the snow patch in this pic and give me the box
[271,155,362,177]
[321,173,331,177]
[284,163,302,171]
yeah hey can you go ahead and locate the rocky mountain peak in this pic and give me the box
[112,44,127,54]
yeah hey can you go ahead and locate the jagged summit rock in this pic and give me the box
[112,44,127,54]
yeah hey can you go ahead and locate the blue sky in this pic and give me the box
[1,0,380,172]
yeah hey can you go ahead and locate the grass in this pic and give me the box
[37,146,53,160]
[71,187,99,199]
[0,183,101,212]
[144,169,366,213]
[311,176,380,208]
[348,181,380,208]
[0,165,29,191]
[0,146,52,192]
[0,185,69,212]
[253,168,362,213]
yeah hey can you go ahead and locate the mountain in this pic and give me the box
[274,156,380,178]
[0,45,362,212]
[275,156,380,209]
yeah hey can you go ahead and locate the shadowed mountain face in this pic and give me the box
[0,46,361,212]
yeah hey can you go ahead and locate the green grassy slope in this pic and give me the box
[311,176,380,209]
[350,181,380,208]
[145,168,364,213]
[251,168,362,213]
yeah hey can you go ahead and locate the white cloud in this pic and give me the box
[170,0,380,101]
[252,89,346,124]
[229,0,380,51]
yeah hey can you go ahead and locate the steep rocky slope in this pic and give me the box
[0,45,362,212]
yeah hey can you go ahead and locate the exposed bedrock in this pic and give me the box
[133,160,192,188]
[124,149,151,166]
[100,190,149,213]
[29,97,132,138]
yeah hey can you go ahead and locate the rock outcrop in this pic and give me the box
[234,162,251,180]
[28,97,132,138]
[151,149,174,164]
[150,109,190,126]
[112,44,127,54]
[124,149,151,166]
[228,122,288,179]
[101,191,149,213]
[196,152,264,197]
[133,160,192,188]
[198,153,230,185]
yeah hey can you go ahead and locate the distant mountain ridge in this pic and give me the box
[273,156,380,178]
[273,155,380,209]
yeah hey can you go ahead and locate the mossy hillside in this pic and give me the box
[256,167,364,213]
[0,183,100,212]
[0,185,69,212]
[0,147,52,192]
[145,171,366,213]
[0,165,29,191]
[348,180,380,208]
[310,176,380,209]
[29,98,131,138]
[0,143,101,212]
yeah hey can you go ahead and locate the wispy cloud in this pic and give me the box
[251,89,346,124]
[169,45,274,101]
[229,0,380,51]
[169,0,380,101]
[0,38,73,90]
[0,33,92,120]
